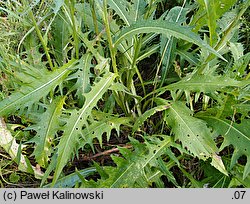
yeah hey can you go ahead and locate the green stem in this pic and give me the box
[199,1,250,74]
[67,0,79,59]
[102,0,130,115]
[245,71,250,80]
[90,0,99,35]
[103,0,118,75]
[29,10,54,70]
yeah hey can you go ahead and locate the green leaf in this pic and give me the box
[28,96,65,168]
[107,0,131,26]
[164,101,228,175]
[164,101,218,160]
[51,71,116,186]
[193,0,238,34]
[80,111,131,149]
[51,11,70,66]
[52,0,64,14]
[198,116,250,179]
[176,49,199,66]
[211,154,228,176]
[163,74,247,94]
[76,2,103,33]
[81,137,172,187]
[159,6,189,86]
[132,105,171,133]
[0,60,76,116]
[201,0,218,45]
[107,0,147,26]
[67,54,93,106]
[43,167,96,188]
[114,20,226,61]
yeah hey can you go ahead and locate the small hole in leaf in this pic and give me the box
[238,155,247,165]
[76,127,79,130]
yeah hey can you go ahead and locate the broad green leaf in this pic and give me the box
[164,101,218,160]
[114,20,226,61]
[231,50,250,78]
[163,74,247,93]
[51,11,70,66]
[230,42,244,61]
[51,71,116,185]
[198,116,250,179]
[0,60,76,116]
[76,2,103,33]
[233,104,250,118]
[164,101,228,175]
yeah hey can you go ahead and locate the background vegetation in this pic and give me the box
[0,0,249,188]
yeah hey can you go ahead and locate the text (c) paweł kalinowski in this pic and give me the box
[20,190,104,200]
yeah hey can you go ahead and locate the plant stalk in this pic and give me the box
[28,10,54,70]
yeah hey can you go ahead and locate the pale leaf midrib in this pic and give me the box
[142,139,171,168]
[55,74,114,180]
[115,26,189,46]
[201,116,250,142]
[0,69,68,114]
[40,99,63,160]
[110,163,134,188]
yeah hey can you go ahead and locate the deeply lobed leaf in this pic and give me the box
[51,71,116,185]
[199,116,250,179]
[164,101,218,160]
[27,97,65,168]
[80,137,172,188]
[0,60,76,116]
